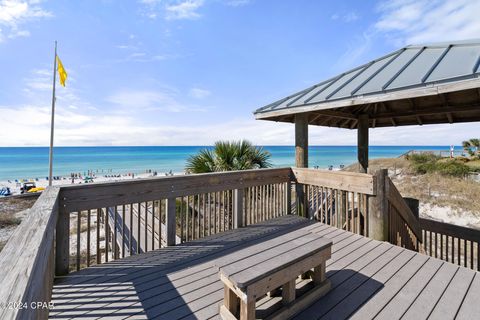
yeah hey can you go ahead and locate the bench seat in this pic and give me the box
[216,229,332,320]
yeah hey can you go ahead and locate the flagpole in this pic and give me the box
[48,41,57,187]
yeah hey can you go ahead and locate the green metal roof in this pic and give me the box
[254,40,480,129]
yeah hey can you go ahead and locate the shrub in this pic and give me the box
[435,160,470,177]
[407,153,469,177]
[407,153,440,164]
[408,153,440,174]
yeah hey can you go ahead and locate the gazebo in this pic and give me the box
[254,39,480,173]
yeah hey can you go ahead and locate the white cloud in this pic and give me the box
[224,0,250,7]
[334,0,480,70]
[106,89,208,113]
[189,87,211,99]
[23,68,51,91]
[1,102,478,147]
[333,31,374,71]
[375,0,480,45]
[331,11,359,23]
[165,0,204,20]
[139,0,204,20]
[0,0,52,42]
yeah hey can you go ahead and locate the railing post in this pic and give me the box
[166,197,177,246]
[233,188,244,229]
[339,191,346,228]
[403,197,419,219]
[285,181,292,215]
[55,207,70,276]
[368,169,389,241]
[296,183,307,217]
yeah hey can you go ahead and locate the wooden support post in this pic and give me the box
[233,188,244,229]
[55,207,69,276]
[166,197,176,246]
[295,114,308,217]
[285,181,292,215]
[368,169,389,241]
[295,113,308,168]
[296,184,306,218]
[357,114,369,173]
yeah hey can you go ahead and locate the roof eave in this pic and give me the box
[254,77,480,120]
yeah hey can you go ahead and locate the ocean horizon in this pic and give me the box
[0,145,461,181]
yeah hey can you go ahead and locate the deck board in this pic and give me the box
[50,215,479,320]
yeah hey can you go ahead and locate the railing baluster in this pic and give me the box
[143,202,148,252]
[87,210,91,267]
[76,211,81,271]
[470,240,474,270]
[179,198,184,242]
[159,200,163,246]
[113,206,118,259]
[202,193,206,237]
[151,201,155,250]
[104,207,110,262]
[122,204,125,258]
[185,196,190,241]
[197,194,201,238]
[136,203,141,254]
[477,242,480,271]
[165,197,176,246]
[457,237,461,266]
[192,195,197,239]
[96,208,101,264]
[129,204,133,255]
[440,233,443,260]
[207,193,211,235]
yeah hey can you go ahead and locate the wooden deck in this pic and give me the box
[50,215,480,320]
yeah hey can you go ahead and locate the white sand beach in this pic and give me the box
[0,171,184,196]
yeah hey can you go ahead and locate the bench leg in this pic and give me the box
[224,285,239,316]
[282,279,296,304]
[268,287,282,297]
[240,298,255,320]
[312,262,326,285]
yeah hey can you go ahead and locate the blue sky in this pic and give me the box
[0,0,479,146]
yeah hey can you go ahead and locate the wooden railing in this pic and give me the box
[0,187,60,320]
[2,166,479,319]
[292,168,374,236]
[57,168,292,274]
[386,178,422,251]
[420,217,480,271]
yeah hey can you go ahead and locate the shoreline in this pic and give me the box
[0,165,344,196]
[0,170,184,196]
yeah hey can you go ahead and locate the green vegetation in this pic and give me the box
[462,138,480,158]
[343,157,480,213]
[407,153,471,177]
[186,140,272,173]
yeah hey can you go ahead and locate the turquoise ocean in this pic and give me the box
[0,146,459,181]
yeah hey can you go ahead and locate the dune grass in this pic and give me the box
[344,156,480,214]
[0,213,22,228]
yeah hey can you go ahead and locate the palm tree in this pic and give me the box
[186,140,272,173]
[462,138,480,158]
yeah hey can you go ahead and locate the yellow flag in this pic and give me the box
[56,55,67,87]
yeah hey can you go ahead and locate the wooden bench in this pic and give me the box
[216,232,332,320]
